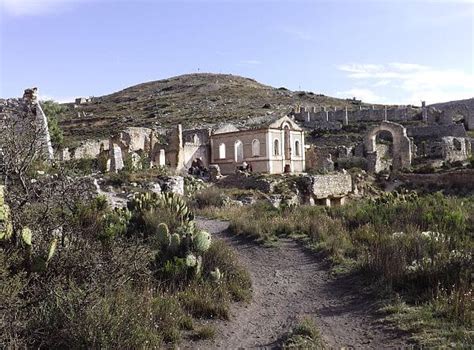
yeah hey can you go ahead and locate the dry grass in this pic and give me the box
[198,192,474,347]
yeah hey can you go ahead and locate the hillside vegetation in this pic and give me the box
[59,73,370,145]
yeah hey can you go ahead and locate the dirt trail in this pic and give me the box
[189,218,410,349]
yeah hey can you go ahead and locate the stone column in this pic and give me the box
[384,106,388,121]
[343,107,349,125]
[421,101,428,123]
[159,149,166,166]
[23,88,54,161]
[110,144,124,172]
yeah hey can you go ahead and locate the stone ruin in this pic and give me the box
[289,100,470,131]
[364,121,412,173]
[0,88,54,162]
[306,117,472,174]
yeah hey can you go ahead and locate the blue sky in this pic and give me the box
[0,0,473,105]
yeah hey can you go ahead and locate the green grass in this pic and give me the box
[191,325,216,340]
[282,317,324,349]
[1,192,252,349]
[196,191,474,347]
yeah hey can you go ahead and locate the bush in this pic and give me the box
[192,187,229,209]
[282,317,324,349]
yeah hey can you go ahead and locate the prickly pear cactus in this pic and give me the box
[194,230,211,253]
[0,185,13,240]
[170,233,181,253]
[185,253,197,267]
[156,223,171,246]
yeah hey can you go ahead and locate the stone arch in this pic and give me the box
[364,121,412,172]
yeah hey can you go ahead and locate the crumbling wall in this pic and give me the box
[182,128,211,168]
[441,137,472,162]
[407,124,467,139]
[305,146,335,171]
[291,105,420,126]
[306,173,353,199]
[364,121,412,172]
[0,88,54,161]
[60,139,109,161]
[166,124,185,172]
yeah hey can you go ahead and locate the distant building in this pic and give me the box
[209,115,305,174]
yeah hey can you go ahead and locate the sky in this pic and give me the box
[0,0,473,105]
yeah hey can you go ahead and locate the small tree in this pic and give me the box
[0,99,92,244]
[41,100,65,150]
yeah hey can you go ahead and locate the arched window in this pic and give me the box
[218,143,226,159]
[234,140,243,162]
[295,140,300,156]
[274,139,280,156]
[252,139,260,157]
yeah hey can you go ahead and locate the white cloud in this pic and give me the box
[0,0,88,17]
[40,93,75,103]
[337,62,474,104]
[373,80,391,87]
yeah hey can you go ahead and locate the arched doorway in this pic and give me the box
[234,140,243,163]
[364,121,412,173]
[374,130,393,173]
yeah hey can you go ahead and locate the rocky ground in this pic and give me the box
[185,218,412,349]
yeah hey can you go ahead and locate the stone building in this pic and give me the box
[209,115,305,174]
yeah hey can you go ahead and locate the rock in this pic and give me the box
[267,194,282,208]
[159,176,184,195]
[209,164,221,182]
[146,182,162,194]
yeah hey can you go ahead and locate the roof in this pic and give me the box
[213,115,302,134]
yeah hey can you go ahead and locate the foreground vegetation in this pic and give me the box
[196,188,473,347]
[1,185,251,348]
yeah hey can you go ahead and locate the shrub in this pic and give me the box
[282,317,324,349]
[192,187,228,209]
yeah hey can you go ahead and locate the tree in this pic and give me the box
[0,99,92,243]
[41,100,65,150]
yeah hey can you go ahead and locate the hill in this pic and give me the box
[59,73,373,145]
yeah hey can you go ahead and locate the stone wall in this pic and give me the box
[291,105,421,126]
[60,139,109,161]
[441,137,472,162]
[407,124,467,139]
[364,121,412,172]
[303,173,352,199]
[109,127,163,172]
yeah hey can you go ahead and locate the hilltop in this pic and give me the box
[59,73,372,145]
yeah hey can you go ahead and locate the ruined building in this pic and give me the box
[0,88,54,162]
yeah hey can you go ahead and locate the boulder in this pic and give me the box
[159,176,184,196]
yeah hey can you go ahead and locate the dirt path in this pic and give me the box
[188,218,410,349]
